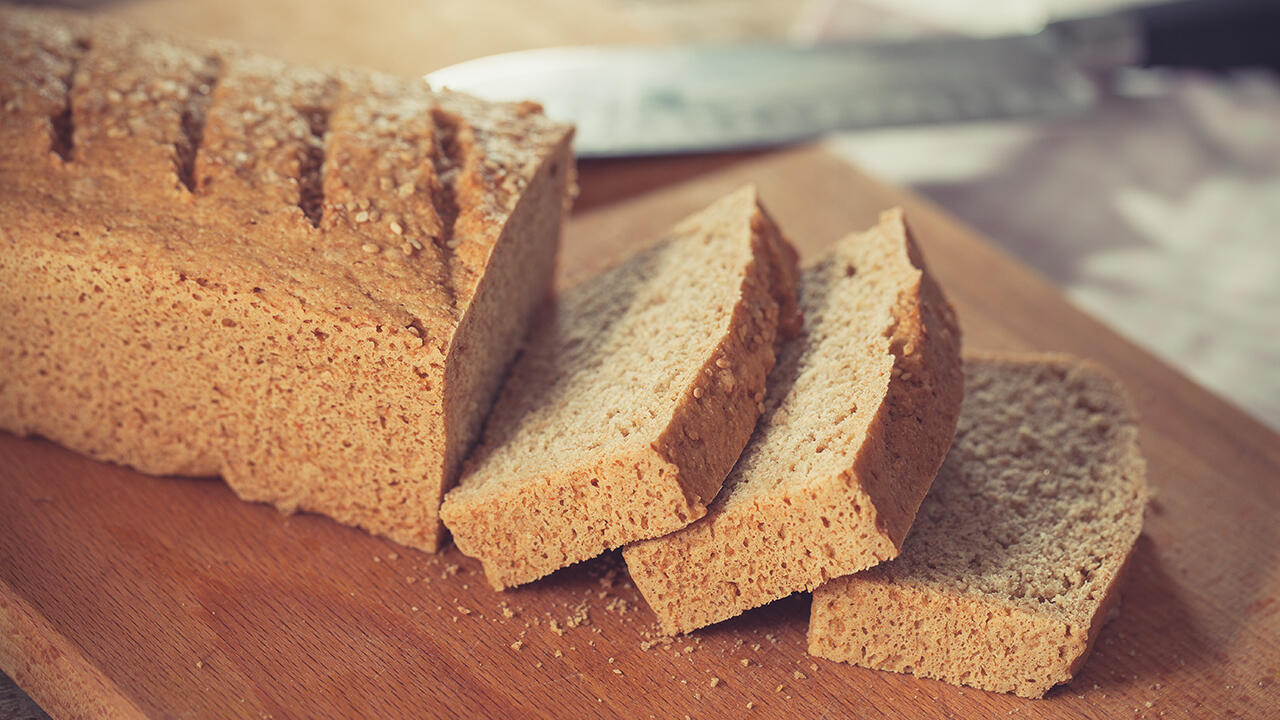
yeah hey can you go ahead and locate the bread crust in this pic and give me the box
[441,187,800,589]
[808,354,1148,697]
[0,8,574,551]
[624,209,964,635]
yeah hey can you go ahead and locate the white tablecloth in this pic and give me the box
[805,0,1280,430]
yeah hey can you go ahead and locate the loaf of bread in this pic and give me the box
[809,354,1147,698]
[623,209,963,634]
[0,9,574,552]
[441,187,801,589]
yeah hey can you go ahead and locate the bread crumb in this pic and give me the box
[613,669,623,675]
[387,552,398,561]
[709,678,720,688]
[746,701,754,710]
[500,603,515,619]
[510,640,523,650]
[565,601,590,628]
[793,671,806,680]
[739,658,751,667]
[456,606,471,615]
[553,649,563,658]
[195,660,203,669]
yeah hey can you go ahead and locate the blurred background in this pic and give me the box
[2,0,1278,715]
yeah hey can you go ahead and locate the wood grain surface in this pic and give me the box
[2,146,1278,719]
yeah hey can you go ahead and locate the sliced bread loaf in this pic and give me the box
[808,354,1147,698]
[0,9,574,551]
[440,186,801,590]
[623,209,963,634]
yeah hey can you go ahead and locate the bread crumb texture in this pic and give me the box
[0,8,575,551]
[624,208,963,634]
[809,354,1148,698]
[441,186,801,589]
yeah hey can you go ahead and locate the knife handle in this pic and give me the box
[1131,0,1280,71]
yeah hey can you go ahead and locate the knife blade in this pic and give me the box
[424,0,1280,157]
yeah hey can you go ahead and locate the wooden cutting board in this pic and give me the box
[1,145,1278,719]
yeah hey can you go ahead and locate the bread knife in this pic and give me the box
[425,0,1280,157]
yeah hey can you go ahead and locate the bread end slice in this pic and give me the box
[442,186,800,589]
[809,354,1147,697]
[624,208,964,634]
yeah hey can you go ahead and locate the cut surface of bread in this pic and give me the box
[441,186,801,590]
[809,354,1148,698]
[623,209,963,634]
[0,9,574,551]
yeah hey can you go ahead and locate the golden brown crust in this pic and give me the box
[441,187,800,590]
[808,354,1147,698]
[0,8,574,551]
[623,209,964,635]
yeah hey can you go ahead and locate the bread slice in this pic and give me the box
[809,354,1147,698]
[0,9,574,552]
[440,187,801,590]
[623,209,963,634]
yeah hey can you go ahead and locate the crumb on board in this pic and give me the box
[510,640,523,650]
[709,678,720,688]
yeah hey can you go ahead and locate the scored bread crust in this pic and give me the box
[623,208,964,635]
[440,186,801,590]
[808,354,1148,698]
[0,9,575,551]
